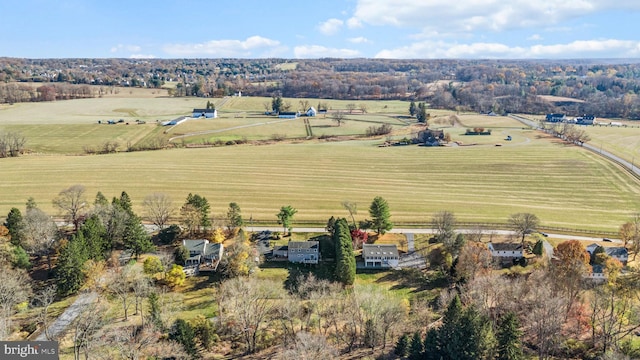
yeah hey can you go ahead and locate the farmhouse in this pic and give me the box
[545,113,566,122]
[584,264,606,282]
[362,244,399,268]
[278,111,298,119]
[288,241,319,264]
[192,108,217,118]
[576,114,596,125]
[586,244,628,265]
[488,242,523,260]
[182,239,224,269]
[416,129,445,146]
[306,107,317,117]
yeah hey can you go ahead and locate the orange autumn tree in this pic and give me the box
[552,240,591,316]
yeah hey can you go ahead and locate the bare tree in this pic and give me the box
[53,184,88,231]
[103,325,164,360]
[219,277,282,353]
[341,200,358,227]
[467,224,485,242]
[106,265,134,321]
[278,332,338,360]
[432,210,457,250]
[0,266,32,340]
[142,192,174,230]
[332,110,346,127]
[22,207,59,273]
[33,285,57,340]
[0,131,26,158]
[346,103,356,114]
[508,212,540,248]
[299,99,311,112]
[359,103,368,113]
[72,300,107,360]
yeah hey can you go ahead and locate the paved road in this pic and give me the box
[406,233,415,252]
[35,291,97,341]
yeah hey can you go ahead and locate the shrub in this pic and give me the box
[365,124,393,136]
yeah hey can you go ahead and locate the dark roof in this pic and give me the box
[279,112,297,116]
[288,241,318,250]
[605,247,628,257]
[362,244,399,258]
[591,264,604,274]
[273,245,288,251]
[490,243,522,251]
[193,108,216,113]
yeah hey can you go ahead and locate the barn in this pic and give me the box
[192,108,218,118]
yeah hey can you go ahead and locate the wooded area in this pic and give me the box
[2,58,640,118]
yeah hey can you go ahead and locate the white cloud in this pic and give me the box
[527,34,543,41]
[163,36,285,57]
[348,36,371,44]
[352,0,640,33]
[110,44,142,53]
[318,18,344,35]
[294,45,361,58]
[347,17,363,29]
[129,54,156,59]
[375,38,640,59]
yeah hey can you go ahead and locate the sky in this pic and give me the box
[2,0,640,59]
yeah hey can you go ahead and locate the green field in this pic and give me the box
[1,95,640,232]
[581,125,640,165]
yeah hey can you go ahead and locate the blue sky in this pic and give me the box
[2,0,640,59]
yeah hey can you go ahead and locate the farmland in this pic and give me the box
[0,94,639,232]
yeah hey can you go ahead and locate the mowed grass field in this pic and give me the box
[1,134,639,232]
[1,94,640,231]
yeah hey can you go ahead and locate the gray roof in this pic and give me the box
[183,239,208,254]
[490,243,522,251]
[362,244,399,258]
[605,247,628,257]
[288,241,318,250]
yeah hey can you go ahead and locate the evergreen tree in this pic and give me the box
[496,312,524,360]
[123,216,154,259]
[532,239,545,257]
[148,292,163,330]
[423,328,441,360]
[271,95,283,113]
[185,193,211,230]
[439,295,463,358]
[364,318,378,348]
[170,319,197,357]
[56,235,89,295]
[333,218,355,285]
[12,245,31,269]
[325,216,337,234]
[5,207,24,246]
[409,331,424,360]
[226,202,244,230]
[79,214,108,260]
[416,102,428,123]
[368,196,393,235]
[25,197,37,211]
[94,191,109,207]
[395,333,410,357]
[174,245,189,266]
[409,100,417,116]
[118,191,134,216]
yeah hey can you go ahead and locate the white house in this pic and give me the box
[306,107,317,117]
[192,108,217,118]
[488,243,523,259]
[362,244,399,268]
[182,239,224,269]
[288,241,319,264]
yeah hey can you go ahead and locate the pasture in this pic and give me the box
[580,125,640,165]
[0,133,639,232]
[1,94,640,232]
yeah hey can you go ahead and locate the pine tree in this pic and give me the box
[5,207,24,246]
[395,333,410,357]
[368,196,393,235]
[79,214,108,260]
[56,236,89,295]
[123,216,154,259]
[409,331,424,360]
[533,239,545,257]
[496,312,524,360]
[334,218,355,285]
[423,328,441,360]
[409,100,417,116]
[148,292,163,330]
[439,294,463,358]
[170,319,197,357]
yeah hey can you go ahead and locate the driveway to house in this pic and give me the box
[34,291,97,341]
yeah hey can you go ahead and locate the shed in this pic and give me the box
[192,108,217,118]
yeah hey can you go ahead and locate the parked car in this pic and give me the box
[603,238,612,242]
[539,232,549,237]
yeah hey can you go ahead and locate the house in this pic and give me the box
[605,247,628,265]
[192,108,217,118]
[288,241,319,264]
[585,244,628,265]
[416,129,445,146]
[576,114,596,125]
[362,244,399,268]
[488,243,523,259]
[584,264,606,282]
[182,239,224,269]
[306,107,317,117]
[278,111,298,119]
[545,113,566,122]
[273,245,288,259]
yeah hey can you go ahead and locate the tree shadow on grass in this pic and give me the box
[375,268,449,293]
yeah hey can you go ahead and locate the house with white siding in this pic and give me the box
[362,244,399,268]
